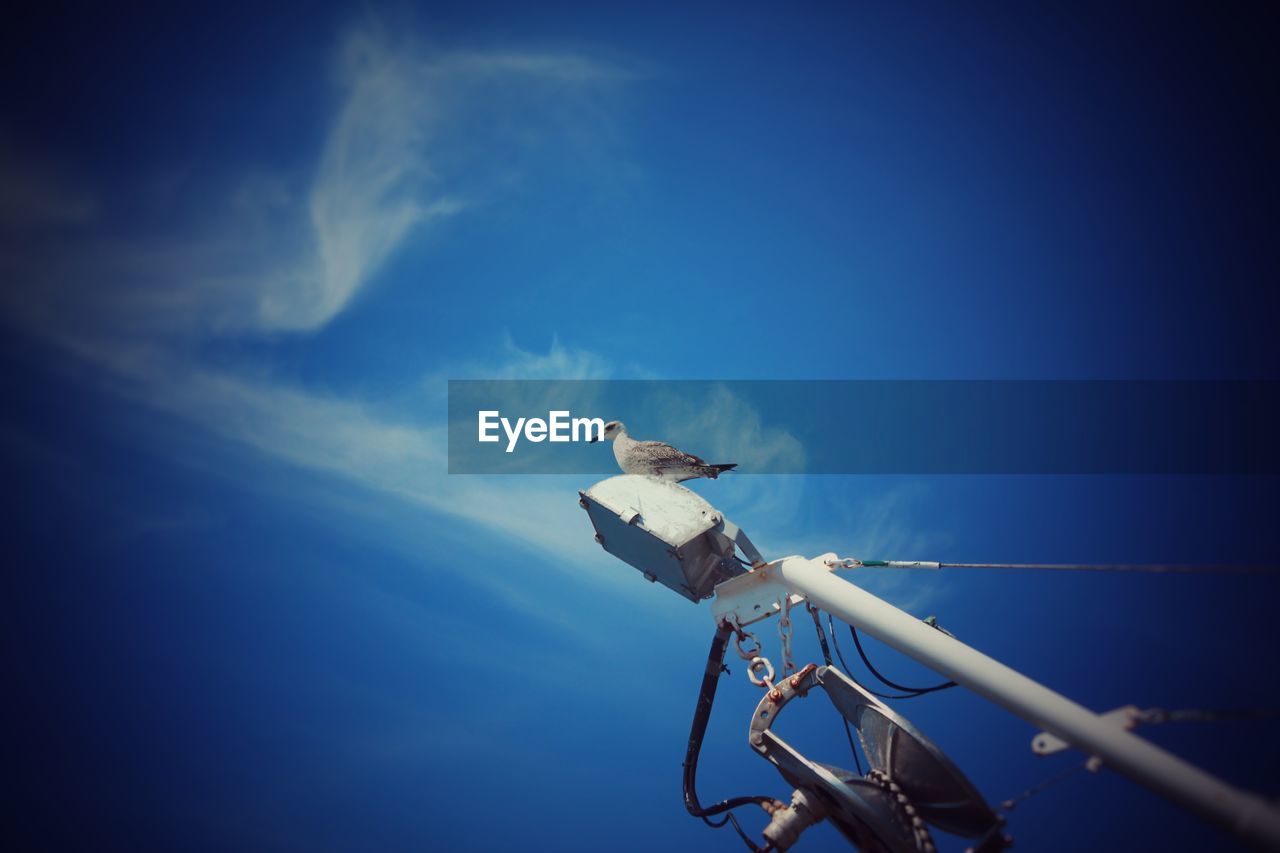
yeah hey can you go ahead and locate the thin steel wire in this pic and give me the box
[939,562,1275,574]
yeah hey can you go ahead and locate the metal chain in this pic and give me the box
[866,768,936,853]
[733,625,762,662]
[729,620,777,693]
[778,597,796,676]
[747,657,776,691]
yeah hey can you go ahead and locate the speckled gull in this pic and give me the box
[589,420,737,483]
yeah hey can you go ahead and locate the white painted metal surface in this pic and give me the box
[713,554,1280,850]
[1033,705,1141,756]
[711,557,806,629]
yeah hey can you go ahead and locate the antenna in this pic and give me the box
[579,475,1280,851]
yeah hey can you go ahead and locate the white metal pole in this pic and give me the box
[772,556,1280,851]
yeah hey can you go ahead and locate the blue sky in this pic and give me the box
[3,3,1278,851]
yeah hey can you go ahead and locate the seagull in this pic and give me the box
[589,421,737,483]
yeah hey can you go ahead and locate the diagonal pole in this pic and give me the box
[714,554,1280,851]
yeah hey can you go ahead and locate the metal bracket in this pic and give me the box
[720,518,765,566]
[1032,705,1142,757]
[710,558,813,629]
[710,554,846,629]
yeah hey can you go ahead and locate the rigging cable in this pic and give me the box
[857,560,1278,575]
[683,622,776,851]
[847,623,957,696]
[998,708,1279,811]
[1138,707,1280,724]
[807,604,863,776]
[998,761,1088,812]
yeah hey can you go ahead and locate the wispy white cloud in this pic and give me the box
[0,21,944,629]
[264,30,626,332]
[445,50,632,82]
[265,26,457,332]
[437,333,616,382]
[642,383,808,529]
[0,22,639,622]
[655,383,807,474]
[766,481,948,614]
[0,24,626,342]
[53,334,612,580]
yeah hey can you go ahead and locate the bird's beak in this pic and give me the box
[588,436,600,443]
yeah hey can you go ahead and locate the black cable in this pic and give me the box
[827,614,930,700]
[807,605,863,776]
[848,623,957,695]
[683,622,774,850]
[724,812,770,852]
